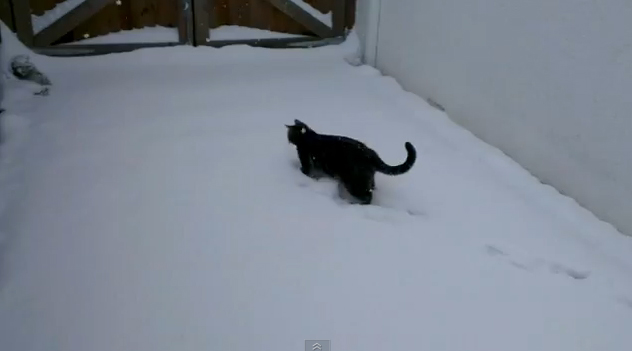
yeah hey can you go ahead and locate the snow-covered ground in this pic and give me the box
[1,25,632,351]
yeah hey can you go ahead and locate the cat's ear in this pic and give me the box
[294,119,305,126]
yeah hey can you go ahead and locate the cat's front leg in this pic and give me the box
[297,148,313,176]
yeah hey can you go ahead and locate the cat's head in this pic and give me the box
[285,119,312,145]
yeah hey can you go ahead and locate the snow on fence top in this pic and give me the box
[31,0,86,34]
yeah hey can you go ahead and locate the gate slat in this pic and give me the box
[192,0,210,44]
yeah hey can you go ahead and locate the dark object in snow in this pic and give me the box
[34,87,50,96]
[10,55,52,86]
[286,119,417,205]
[425,97,446,112]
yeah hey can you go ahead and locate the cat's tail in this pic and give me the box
[374,142,417,176]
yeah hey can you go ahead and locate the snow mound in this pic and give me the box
[0,22,44,72]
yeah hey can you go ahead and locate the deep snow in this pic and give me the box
[1,24,632,351]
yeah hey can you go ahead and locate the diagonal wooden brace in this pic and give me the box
[262,0,334,38]
[33,0,116,47]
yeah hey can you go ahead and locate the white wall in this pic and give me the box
[353,0,380,66]
[366,0,632,235]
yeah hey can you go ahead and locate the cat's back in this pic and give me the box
[317,134,365,149]
[315,134,375,164]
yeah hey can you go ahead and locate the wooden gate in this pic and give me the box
[0,0,355,56]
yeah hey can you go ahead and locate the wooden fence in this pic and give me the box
[0,0,355,56]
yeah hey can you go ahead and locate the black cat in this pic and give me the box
[286,119,416,204]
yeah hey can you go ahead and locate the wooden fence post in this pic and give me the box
[10,0,34,46]
[179,0,194,44]
[0,0,15,31]
[192,0,210,46]
[332,0,346,37]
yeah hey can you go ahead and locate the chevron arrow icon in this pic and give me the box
[312,343,322,351]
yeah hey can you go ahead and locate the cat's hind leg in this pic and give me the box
[341,175,373,205]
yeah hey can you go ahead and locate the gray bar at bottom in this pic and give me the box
[305,340,330,351]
